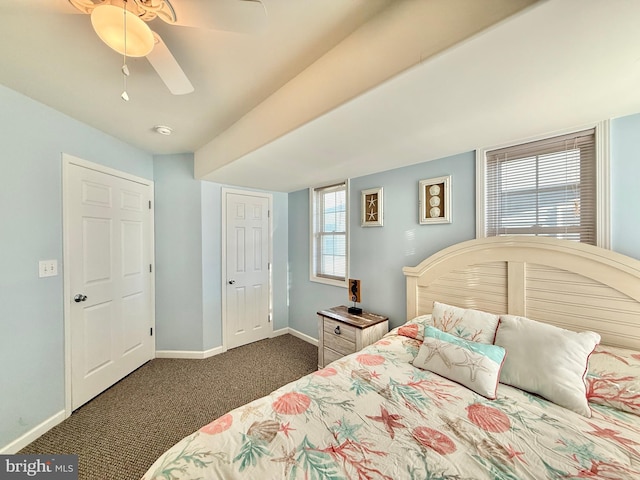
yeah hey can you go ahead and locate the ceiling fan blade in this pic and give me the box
[170,0,267,33]
[146,32,194,95]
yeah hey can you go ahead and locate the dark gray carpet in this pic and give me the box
[19,334,317,480]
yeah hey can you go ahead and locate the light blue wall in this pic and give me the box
[288,152,476,337]
[0,82,290,449]
[288,189,339,339]
[0,85,153,449]
[611,113,640,260]
[271,192,289,330]
[350,152,476,324]
[202,181,223,350]
[153,165,290,351]
[288,117,640,337]
[153,154,205,351]
[2,76,639,453]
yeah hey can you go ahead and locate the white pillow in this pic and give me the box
[413,326,506,399]
[495,314,600,417]
[431,301,499,344]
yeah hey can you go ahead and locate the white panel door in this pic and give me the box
[225,192,271,349]
[67,162,153,410]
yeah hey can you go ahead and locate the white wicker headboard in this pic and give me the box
[403,236,640,350]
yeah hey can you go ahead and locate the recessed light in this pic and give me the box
[153,125,173,136]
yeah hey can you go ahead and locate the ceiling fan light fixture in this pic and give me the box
[91,4,154,57]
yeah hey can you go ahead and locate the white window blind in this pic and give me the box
[484,128,596,244]
[311,182,347,283]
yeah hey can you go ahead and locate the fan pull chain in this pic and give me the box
[121,0,130,101]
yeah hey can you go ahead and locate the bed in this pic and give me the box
[142,236,640,480]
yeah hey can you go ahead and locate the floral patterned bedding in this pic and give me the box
[142,327,640,480]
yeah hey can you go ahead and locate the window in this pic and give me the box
[477,124,609,246]
[310,182,348,286]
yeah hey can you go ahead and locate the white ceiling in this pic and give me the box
[2,1,640,192]
[0,0,394,152]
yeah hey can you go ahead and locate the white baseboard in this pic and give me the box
[270,327,289,338]
[155,345,225,359]
[1,410,65,454]
[157,329,318,359]
[273,327,318,347]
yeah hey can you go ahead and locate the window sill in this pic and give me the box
[310,276,347,288]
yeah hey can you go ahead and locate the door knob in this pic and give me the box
[74,294,87,303]
[228,280,235,285]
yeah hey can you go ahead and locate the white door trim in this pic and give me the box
[221,187,273,351]
[62,153,155,417]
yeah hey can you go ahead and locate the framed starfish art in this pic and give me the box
[361,187,383,227]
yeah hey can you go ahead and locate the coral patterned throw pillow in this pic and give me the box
[431,301,499,344]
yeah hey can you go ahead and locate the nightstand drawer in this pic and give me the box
[324,335,355,357]
[323,318,356,342]
[317,306,389,369]
[323,347,344,366]
[323,319,356,356]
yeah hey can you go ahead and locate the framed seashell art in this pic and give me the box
[361,187,383,227]
[419,175,451,224]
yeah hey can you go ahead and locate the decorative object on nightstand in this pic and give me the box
[348,278,362,314]
[317,305,389,368]
[419,175,451,224]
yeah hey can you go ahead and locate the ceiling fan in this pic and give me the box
[61,0,267,96]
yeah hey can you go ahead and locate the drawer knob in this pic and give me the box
[334,325,341,335]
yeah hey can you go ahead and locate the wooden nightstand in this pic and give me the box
[317,305,389,368]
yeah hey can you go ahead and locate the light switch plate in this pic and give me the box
[39,260,58,278]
